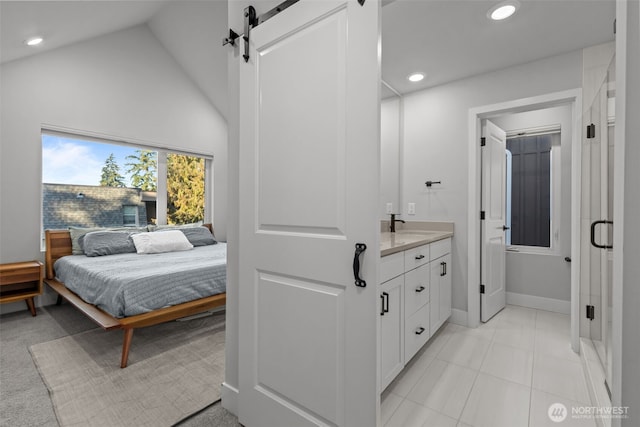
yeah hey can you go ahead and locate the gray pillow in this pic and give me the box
[70,226,146,255]
[69,227,103,255]
[82,230,137,257]
[156,227,217,247]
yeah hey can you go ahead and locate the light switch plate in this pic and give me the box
[408,203,416,215]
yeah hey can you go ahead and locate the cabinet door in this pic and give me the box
[429,261,441,336]
[380,275,404,392]
[439,254,452,325]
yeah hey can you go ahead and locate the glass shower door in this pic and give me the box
[585,53,615,395]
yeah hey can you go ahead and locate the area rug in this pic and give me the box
[30,311,225,427]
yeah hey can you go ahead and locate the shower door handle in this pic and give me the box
[590,220,613,249]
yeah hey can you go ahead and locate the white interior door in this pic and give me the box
[238,1,380,426]
[481,120,507,322]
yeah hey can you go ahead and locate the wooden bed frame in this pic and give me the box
[44,224,226,368]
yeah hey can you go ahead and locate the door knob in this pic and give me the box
[502,225,510,231]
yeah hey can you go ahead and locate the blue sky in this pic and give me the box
[42,134,143,187]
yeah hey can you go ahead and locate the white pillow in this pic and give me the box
[131,230,193,254]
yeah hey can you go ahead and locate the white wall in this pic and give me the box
[401,49,582,312]
[380,97,401,219]
[492,105,573,304]
[0,25,227,308]
[148,0,229,119]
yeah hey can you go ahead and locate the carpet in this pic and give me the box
[29,311,225,427]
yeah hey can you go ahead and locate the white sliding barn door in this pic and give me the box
[481,120,507,322]
[237,1,380,426]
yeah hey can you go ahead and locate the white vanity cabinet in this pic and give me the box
[379,274,404,391]
[429,238,452,336]
[379,252,404,391]
[404,263,430,361]
[379,236,452,392]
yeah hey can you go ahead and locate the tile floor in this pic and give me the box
[381,305,596,427]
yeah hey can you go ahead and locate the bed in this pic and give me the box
[44,224,226,368]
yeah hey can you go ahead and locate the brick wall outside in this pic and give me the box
[43,184,148,229]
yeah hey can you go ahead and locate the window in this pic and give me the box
[167,153,205,224]
[41,132,210,238]
[122,205,139,227]
[505,131,561,249]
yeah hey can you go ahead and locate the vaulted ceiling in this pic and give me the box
[0,0,616,117]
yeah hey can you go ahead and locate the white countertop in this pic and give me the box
[380,230,453,257]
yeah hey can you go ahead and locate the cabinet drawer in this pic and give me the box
[430,238,451,261]
[380,252,404,283]
[405,303,430,362]
[0,268,40,286]
[404,264,429,316]
[404,244,430,272]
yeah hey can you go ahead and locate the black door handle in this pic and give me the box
[415,286,426,293]
[380,293,388,316]
[415,327,425,335]
[590,220,613,249]
[503,225,510,231]
[353,243,367,287]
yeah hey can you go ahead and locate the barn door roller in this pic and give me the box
[236,0,365,62]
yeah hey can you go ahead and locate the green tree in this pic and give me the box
[167,154,205,224]
[126,150,157,191]
[99,153,125,187]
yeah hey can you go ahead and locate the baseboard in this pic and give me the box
[221,382,239,416]
[580,338,611,427]
[449,308,468,327]
[506,291,570,314]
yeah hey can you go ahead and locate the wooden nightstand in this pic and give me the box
[0,261,44,316]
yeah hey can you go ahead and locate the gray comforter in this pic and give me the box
[54,244,227,318]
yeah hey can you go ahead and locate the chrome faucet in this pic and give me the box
[389,213,405,233]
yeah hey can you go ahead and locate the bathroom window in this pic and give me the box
[505,131,561,249]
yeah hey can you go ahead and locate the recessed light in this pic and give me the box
[407,72,425,83]
[25,37,44,46]
[488,1,519,21]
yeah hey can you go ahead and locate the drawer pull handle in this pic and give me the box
[415,327,425,335]
[415,254,425,260]
[415,286,425,293]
